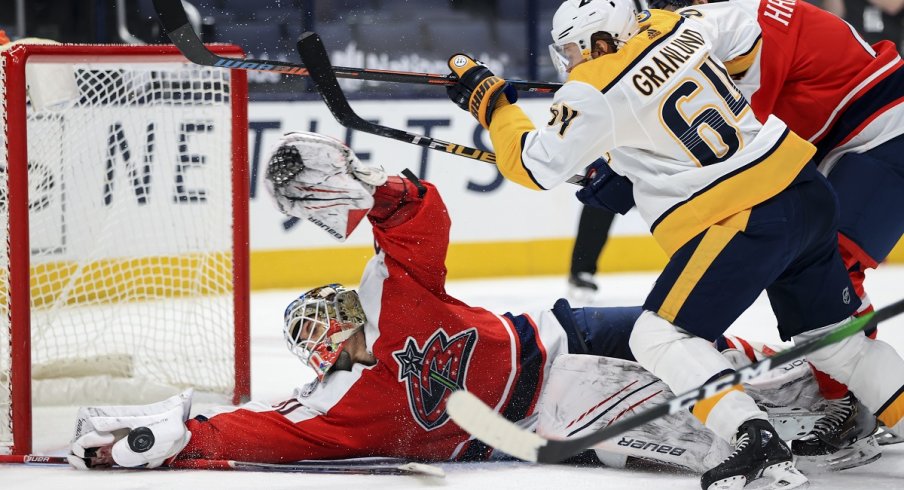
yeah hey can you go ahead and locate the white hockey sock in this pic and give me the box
[795,321,904,435]
[630,311,765,441]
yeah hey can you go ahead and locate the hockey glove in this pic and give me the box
[265,131,388,242]
[447,53,518,129]
[575,158,636,215]
[68,389,194,470]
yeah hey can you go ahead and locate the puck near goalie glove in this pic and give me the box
[447,53,517,129]
[265,131,388,242]
[68,389,194,470]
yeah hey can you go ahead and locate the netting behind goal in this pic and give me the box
[0,44,250,455]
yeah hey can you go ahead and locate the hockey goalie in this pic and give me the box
[66,133,886,482]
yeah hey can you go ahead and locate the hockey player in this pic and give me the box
[66,131,645,468]
[642,0,904,467]
[444,0,904,488]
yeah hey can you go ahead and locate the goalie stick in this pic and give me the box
[150,0,561,93]
[447,297,904,463]
[0,455,445,477]
[294,33,591,183]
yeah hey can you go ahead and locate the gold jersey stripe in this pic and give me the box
[652,130,814,256]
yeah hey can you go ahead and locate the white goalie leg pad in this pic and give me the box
[629,311,766,442]
[536,354,731,473]
[795,322,904,435]
[68,389,194,469]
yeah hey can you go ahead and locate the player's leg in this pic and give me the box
[632,190,821,489]
[801,137,904,459]
[551,299,642,360]
[568,205,616,303]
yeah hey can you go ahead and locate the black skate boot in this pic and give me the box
[792,391,881,471]
[701,418,807,490]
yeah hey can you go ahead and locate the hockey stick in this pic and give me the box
[447,297,904,463]
[150,0,561,93]
[295,31,499,166]
[295,32,589,183]
[0,454,445,476]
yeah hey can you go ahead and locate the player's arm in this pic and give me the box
[446,54,614,190]
[677,4,762,77]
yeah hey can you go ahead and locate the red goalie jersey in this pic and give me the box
[680,0,904,172]
[178,180,569,463]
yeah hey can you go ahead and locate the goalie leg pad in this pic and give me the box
[68,389,193,469]
[536,354,731,473]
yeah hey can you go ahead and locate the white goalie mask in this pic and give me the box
[283,284,367,381]
[549,0,640,74]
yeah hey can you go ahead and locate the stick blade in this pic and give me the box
[446,390,545,462]
[397,462,446,477]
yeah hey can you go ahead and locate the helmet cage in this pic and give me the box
[283,284,366,380]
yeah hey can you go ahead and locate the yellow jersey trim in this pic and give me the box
[488,102,543,190]
[724,36,762,77]
[652,130,815,257]
[568,10,685,93]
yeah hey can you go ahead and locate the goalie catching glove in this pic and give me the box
[68,389,194,469]
[446,53,517,129]
[266,132,388,241]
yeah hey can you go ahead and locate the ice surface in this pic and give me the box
[5,266,904,489]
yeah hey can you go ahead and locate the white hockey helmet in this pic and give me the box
[549,0,640,74]
[283,284,367,381]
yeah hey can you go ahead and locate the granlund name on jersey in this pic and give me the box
[488,9,815,256]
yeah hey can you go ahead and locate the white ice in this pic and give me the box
[5,266,904,489]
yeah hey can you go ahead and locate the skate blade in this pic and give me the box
[755,461,809,490]
[706,461,809,490]
[875,425,903,446]
[567,287,598,306]
[794,437,882,472]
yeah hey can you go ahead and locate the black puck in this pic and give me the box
[127,427,155,453]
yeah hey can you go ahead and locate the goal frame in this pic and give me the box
[2,43,251,455]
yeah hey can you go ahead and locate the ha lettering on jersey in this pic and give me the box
[762,0,798,30]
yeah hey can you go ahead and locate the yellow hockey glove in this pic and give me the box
[447,53,518,129]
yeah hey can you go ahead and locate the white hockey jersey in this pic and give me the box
[489,9,815,256]
[677,0,904,172]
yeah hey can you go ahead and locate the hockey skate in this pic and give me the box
[700,419,807,490]
[792,391,881,471]
[567,272,598,304]
[875,422,903,446]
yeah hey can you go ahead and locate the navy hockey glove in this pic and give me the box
[447,53,518,129]
[575,158,636,215]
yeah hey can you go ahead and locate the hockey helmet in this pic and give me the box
[283,284,367,381]
[549,0,640,74]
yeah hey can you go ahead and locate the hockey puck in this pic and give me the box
[127,427,155,453]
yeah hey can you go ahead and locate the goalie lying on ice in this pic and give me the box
[66,132,847,472]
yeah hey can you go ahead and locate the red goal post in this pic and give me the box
[1,43,250,455]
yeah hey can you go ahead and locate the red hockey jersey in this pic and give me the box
[180,182,568,463]
[682,0,904,172]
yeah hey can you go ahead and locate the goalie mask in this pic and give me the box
[283,284,367,381]
[549,0,640,74]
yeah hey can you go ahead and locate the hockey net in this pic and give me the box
[0,43,250,455]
